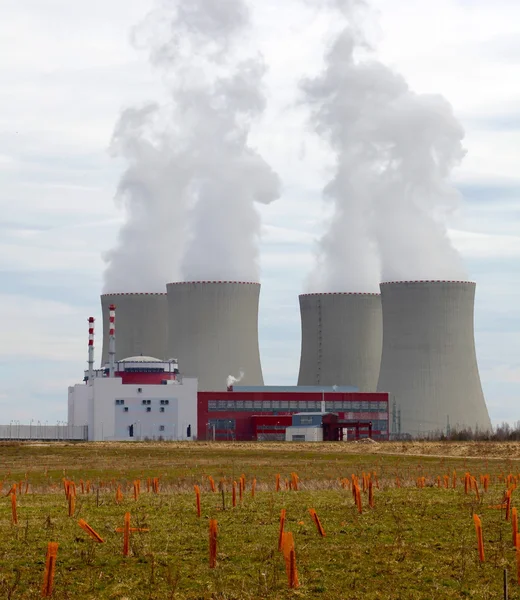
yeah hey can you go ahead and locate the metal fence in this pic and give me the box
[0,424,88,441]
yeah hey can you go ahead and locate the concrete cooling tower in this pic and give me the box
[101,293,168,364]
[377,281,492,436]
[166,281,264,390]
[297,293,383,391]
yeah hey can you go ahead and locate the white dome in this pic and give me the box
[119,355,163,363]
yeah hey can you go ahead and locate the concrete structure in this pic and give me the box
[68,358,197,441]
[377,280,492,436]
[297,293,383,391]
[167,281,264,390]
[101,294,168,364]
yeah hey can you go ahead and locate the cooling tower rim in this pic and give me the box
[380,280,475,285]
[101,292,167,296]
[299,292,380,297]
[167,280,260,286]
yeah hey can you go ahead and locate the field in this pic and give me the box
[1,441,520,599]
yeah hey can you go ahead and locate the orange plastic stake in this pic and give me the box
[24,480,29,495]
[133,480,139,501]
[68,493,75,517]
[444,475,449,489]
[78,519,104,543]
[209,476,216,493]
[11,492,17,525]
[275,474,281,492]
[123,512,130,556]
[356,485,362,514]
[209,519,218,568]
[308,508,326,537]
[506,490,512,521]
[291,473,299,491]
[437,476,441,488]
[80,480,84,494]
[278,508,286,551]
[251,478,256,498]
[194,485,201,517]
[239,477,244,503]
[396,476,401,488]
[41,542,59,597]
[115,485,123,504]
[473,514,485,562]
[512,507,518,547]
[282,532,299,588]
[232,481,237,507]
[86,480,91,494]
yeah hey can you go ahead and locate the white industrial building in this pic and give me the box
[67,307,198,441]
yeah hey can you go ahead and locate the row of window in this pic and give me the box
[207,399,388,412]
[117,406,167,413]
[115,399,170,406]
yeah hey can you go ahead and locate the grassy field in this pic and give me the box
[1,441,520,599]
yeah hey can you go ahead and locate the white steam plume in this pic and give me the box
[227,371,245,388]
[301,0,466,290]
[103,0,279,291]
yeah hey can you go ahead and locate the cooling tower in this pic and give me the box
[377,281,492,436]
[100,293,168,364]
[166,281,264,390]
[297,293,383,391]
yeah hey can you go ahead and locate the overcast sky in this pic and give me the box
[1,0,518,426]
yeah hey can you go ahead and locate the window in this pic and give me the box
[115,399,125,405]
[142,399,151,405]
[235,400,244,410]
[160,407,165,413]
[300,416,313,425]
[292,435,306,441]
[244,401,253,410]
[208,400,217,411]
[160,400,170,406]
[159,425,165,432]
[142,399,147,405]
[124,407,129,413]
[146,407,151,412]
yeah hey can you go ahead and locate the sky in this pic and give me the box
[0,0,518,426]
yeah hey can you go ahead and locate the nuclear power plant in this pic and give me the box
[101,293,168,364]
[166,281,264,390]
[297,293,382,391]
[377,281,492,435]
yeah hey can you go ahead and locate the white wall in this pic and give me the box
[69,377,198,441]
[285,426,323,442]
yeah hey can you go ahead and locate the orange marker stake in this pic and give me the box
[275,474,281,492]
[123,512,130,556]
[308,508,326,537]
[209,476,216,493]
[78,519,104,543]
[281,532,299,588]
[251,478,256,498]
[41,542,59,597]
[194,485,201,517]
[473,514,485,562]
[278,508,286,551]
[209,519,218,568]
[11,492,18,525]
[512,507,518,547]
[368,480,375,508]
[232,481,237,507]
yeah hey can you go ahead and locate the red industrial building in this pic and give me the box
[197,388,390,441]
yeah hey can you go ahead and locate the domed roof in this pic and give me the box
[119,356,163,363]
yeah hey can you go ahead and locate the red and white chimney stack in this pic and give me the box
[87,317,95,384]
[108,304,116,378]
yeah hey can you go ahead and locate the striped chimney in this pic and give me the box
[87,317,95,384]
[108,304,116,378]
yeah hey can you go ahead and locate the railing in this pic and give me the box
[0,424,88,441]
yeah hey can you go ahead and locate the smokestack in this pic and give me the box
[167,281,263,390]
[101,294,168,364]
[108,304,116,378]
[297,293,382,391]
[87,317,95,384]
[377,281,492,436]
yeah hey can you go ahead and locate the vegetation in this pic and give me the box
[0,441,519,599]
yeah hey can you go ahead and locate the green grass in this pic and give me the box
[0,441,519,599]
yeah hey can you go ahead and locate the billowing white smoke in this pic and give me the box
[227,370,245,388]
[103,0,280,292]
[302,0,466,290]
